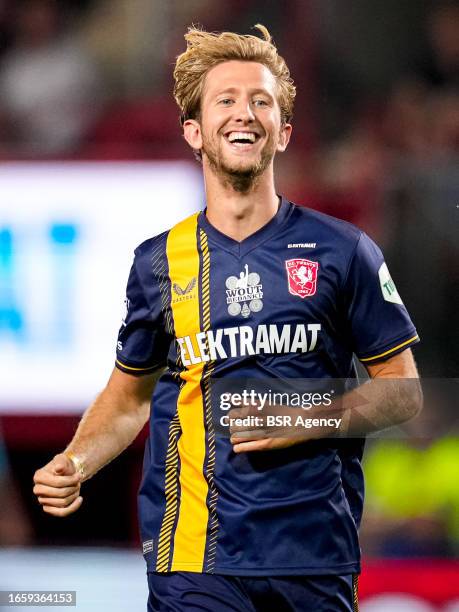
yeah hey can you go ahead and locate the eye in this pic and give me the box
[253,99,269,107]
[218,98,233,106]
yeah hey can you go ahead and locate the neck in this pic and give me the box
[203,162,279,242]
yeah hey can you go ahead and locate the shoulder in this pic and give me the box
[133,230,168,261]
[289,201,363,246]
[132,210,201,267]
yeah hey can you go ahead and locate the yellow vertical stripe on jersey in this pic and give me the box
[153,237,183,572]
[155,413,181,572]
[166,212,209,572]
[199,229,219,572]
[352,574,359,612]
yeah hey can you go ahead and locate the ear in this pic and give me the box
[277,123,292,152]
[183,119,203,151]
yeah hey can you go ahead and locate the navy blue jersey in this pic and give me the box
[116,198,419,576]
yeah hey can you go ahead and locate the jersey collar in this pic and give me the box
[198,196,293,257]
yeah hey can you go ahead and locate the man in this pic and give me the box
[33,25,422,611]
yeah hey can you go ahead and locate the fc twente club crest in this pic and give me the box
[285,259,319,299]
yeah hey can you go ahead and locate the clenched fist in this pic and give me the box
[33,453,83,517]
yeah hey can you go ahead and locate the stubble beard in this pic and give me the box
[202,132,276,194]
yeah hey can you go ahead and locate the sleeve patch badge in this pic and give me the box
[121,297,130,327]
[378,263,403,305]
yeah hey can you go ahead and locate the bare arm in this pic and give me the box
[65,366,158,480]
[231,349,422,452]
[33,366,161,516]
[337,348,422,437]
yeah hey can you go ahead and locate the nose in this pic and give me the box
[234,98,255,123]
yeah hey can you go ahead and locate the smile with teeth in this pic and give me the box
[225,131,259,147]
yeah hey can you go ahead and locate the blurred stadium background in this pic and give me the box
[0,0,458,610]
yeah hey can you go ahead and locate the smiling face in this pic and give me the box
[183,60,292,191]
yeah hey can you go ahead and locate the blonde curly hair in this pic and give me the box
[173,24,296,127]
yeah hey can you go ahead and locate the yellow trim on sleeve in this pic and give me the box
[115,359,155,371]
[359,335,419,362]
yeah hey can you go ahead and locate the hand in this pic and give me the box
[227,401,309,453]
[231,432,305,453]
[33,453,83,517]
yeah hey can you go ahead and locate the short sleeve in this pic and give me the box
[343,232,419,363]
[115,254,169,375]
